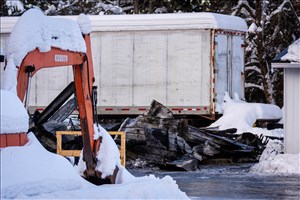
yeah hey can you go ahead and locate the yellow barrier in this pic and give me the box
[56,131,126,166]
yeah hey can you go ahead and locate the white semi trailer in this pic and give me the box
[0,12,247,117]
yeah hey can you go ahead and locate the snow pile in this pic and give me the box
[94,124,121,178]
[0,132,188,199]
[281,38,300,63]
[76,124,121,178]
[251,140,300,174]
[0,132,87,199]
[1,8,87,93]
[0,89,28,133]
[210,92,282,133]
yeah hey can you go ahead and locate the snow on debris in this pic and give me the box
[0,89,28,134]
[251,140,300,174]
[0,132,189,199]
[210,92,282,133]
[1,8,87,94]
[281,38,300,63]
[94,124,121,178]
[76,124,121,179]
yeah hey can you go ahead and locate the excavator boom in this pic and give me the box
[16,34,98,178]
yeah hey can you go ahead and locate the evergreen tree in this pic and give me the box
[232,0,300,106]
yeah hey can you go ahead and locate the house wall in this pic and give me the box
[284,67,300,154]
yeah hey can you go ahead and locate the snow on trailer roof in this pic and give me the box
[84,12,247,32]
[1,12,247,33]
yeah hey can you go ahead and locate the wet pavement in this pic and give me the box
[129,163,300,199]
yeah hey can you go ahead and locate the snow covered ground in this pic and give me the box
[1,132,188,199]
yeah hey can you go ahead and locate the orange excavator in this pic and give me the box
[14,32,117,184]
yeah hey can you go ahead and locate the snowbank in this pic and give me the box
[0,132,88,199]
[0,89,28,133]
[1,131,188,199]
[1,8,87,93]
[210,92,282,133]
[251,140,300,174]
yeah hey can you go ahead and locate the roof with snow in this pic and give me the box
[1,9,90,93]
[272,38,300,68]
[1,12,247,33]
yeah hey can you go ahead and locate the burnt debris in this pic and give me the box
[121,100,271,171]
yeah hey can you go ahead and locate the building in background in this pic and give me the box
[272,39,300,154]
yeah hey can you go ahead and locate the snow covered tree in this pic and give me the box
[232,0,300,105]
[1,0,25,16]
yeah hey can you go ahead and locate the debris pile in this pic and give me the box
[120,100,270,171]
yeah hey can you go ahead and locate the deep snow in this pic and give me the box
[251,140,300,174]
[210,92,282,133]
[0,89,28,133]
[1,132,189,199]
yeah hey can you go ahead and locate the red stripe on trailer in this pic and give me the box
[36,108,44,111]
[196,108,201,111]
[121,108,130,111]
[105,108,113,111]
[172,108,183,111]
[187,108,192,111]
[138,108,146,111]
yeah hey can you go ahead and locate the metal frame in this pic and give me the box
[56,131,126,166]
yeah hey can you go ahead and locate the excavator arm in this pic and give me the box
[16,34,99,178]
